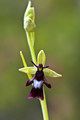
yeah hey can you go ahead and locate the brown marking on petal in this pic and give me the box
[28,87,44,100]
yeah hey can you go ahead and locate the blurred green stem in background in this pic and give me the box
[22,1,49,120]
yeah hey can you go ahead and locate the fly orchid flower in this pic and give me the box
[19,50,62,100]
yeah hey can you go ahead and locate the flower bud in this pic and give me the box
[24,1,36,32]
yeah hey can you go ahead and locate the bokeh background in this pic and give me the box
[0,0,80,120]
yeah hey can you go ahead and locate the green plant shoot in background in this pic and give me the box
[19,1,62,120]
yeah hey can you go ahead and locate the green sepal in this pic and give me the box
[19,67,37,74]
[44,68,62,77]
[37,50,46,66]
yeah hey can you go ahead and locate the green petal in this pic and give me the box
[19,67,37,74]
[44,68,62,77]
[37,50,46,66]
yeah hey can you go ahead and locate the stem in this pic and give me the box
[25,31,49,120]
[26,32,36,64]
[40,89,49,120]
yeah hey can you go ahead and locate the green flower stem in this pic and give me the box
[26,32,36,64]
[25,31,49,120]
[40,88,49,120]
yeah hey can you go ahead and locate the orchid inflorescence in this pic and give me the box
[19,1,62,120]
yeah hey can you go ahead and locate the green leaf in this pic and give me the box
[19,67,37,74]
[44,68,62,77]
[37,50,46,66]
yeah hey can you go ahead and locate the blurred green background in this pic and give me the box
[0,0,80,120]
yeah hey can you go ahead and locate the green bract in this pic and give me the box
[19,50,62,78]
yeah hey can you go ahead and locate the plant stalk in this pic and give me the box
[26,31,49,120]
[26,32,36,64]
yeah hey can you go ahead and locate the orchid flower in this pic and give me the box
[19,50,62,100]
